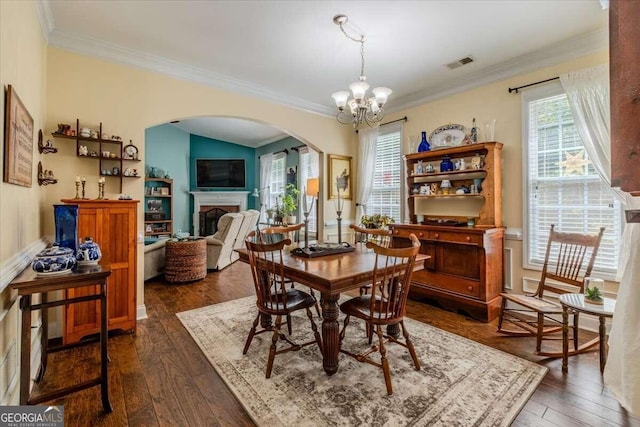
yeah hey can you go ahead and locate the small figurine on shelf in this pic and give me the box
[416,160,424,174]
[78,145,88,156]
[470,118,479,143]
[471,153,484,169]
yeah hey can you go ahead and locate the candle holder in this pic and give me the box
[81,180,88,199]
[74,181,81,199]
[96,180,105,200]
[334,187,344,243]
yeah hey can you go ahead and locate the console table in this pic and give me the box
[10,264,112,412]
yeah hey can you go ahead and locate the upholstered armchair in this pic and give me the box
[205,212,244,270]
[231,209,261,263]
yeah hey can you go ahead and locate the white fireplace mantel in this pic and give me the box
[190,191,249,236]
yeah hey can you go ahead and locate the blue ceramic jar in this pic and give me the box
[31,245,76,275]
[77,237,102,265]
[440,155,454,172]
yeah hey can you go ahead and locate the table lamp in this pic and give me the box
[303,178,319,248]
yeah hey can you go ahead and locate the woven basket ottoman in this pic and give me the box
[165,238,207,283]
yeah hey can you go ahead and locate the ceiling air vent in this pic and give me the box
[446,56,474,70]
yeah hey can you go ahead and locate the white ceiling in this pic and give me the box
[39,0,608,147]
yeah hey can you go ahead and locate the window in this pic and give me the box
[367,125,403,223]
[299,148,319,234]
[523,83,621,277]
[269,153,286,209]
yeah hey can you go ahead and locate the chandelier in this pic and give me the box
[331,14,392,129]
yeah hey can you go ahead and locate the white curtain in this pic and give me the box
[259,153,273,221]
[561,64,640,415]
[354,126,379,224]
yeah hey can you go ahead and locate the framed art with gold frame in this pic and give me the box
[3,85,34,187]
[328,154,352,200]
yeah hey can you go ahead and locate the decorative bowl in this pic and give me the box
[31,245,76,276]
[77,237,102,265]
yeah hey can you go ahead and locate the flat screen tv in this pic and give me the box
[195,158,246,188]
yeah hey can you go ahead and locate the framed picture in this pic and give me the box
[328,154,352,200]
[3,85,34,187]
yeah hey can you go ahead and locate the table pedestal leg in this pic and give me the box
[387,324,400,338]
[321,293,340,375]
[562,307,569,373]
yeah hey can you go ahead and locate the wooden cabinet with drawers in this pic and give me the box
[394,142,505,321]
[391,224,504,322]
[61,199,138,343]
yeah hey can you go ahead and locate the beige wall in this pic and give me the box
[0,0,48,405]
[384,50,612,295]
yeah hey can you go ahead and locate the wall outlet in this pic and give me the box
[137,232,144,243]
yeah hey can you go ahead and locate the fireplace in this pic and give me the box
[190,191,249,237]
[199,205,239,236]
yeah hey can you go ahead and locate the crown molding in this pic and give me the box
[35,0,54,43]
[46,29,335,117]
[388,28,608,113]
[38,1,606,121]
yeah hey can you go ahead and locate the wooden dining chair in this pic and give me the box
[338,233,421,396]
[350,223,393,248]
[243,232,323,378]
[263,223,304,242]
[261,224,321,318]
[350,224,393,296]
[498,224,605,355]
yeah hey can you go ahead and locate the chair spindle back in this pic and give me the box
[538,224,605,296]
[245,231,292,312]
[366,234,421,323]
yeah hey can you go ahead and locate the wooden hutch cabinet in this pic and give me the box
[390,142,505,322]
[61,199,138,343]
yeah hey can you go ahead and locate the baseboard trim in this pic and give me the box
[137,304,147,320]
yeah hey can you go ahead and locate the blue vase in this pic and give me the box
[54,204,79,254]
[440,155,454,172]
[418,131,431,152]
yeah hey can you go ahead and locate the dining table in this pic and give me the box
[236,240,428,375]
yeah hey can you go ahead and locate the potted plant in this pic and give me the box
[278,183,300,225]
[584,284,604,304]
[360,214,395,229]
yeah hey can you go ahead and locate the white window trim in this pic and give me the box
[367,122,405,223]
[521,82,620,281]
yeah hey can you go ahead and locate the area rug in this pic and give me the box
[177,297,547,426]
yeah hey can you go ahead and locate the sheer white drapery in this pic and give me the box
[259,153,273,221]
[561,64,640,415]
[354,126,379,224]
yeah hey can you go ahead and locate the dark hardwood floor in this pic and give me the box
[34,261,639,426]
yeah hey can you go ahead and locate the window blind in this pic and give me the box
[525,90,620,275]
[368,127,402,223]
